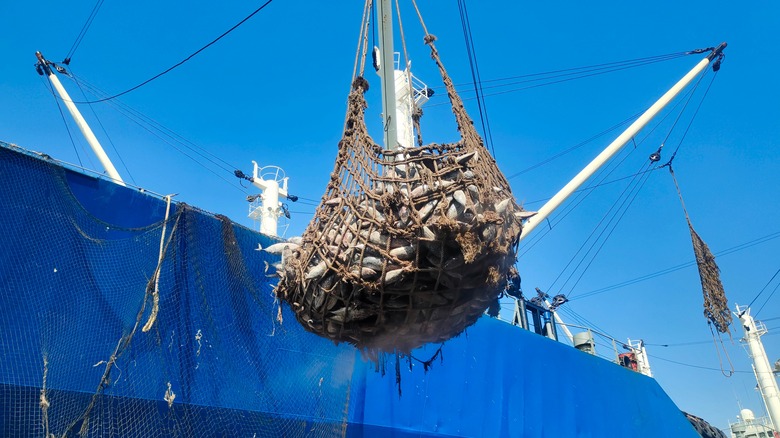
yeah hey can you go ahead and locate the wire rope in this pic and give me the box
[68,0,276,104]
[572,230,780,300]
[63,0,106,64]
[456,0,495,156]
[70,68,136,184]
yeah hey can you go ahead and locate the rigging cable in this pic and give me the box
[654,65,715,162]
[662,68,720,165]
[72,74,241,173]
[456,0,495,156]
[70,74,249,193]
[39,76,85,167]
[518,144,638,257]
[545,66,714,298]
[63,0,106,64]
[71,68,136,184]
[557,306,620,342]
[571,230,780,300]
[563,162,656,297]
[69,0,276,104]
[523,167,662,207]
[514,81,700,258]
[507,111,643,180]
[648,354,751,374]
[747,265,780,317]
[437,51,692,91]
[755,280,780,317]
[556,68,706,296]
[425,51,694,107]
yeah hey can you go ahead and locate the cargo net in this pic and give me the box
[275,34,524,353]
[0,143,355,437]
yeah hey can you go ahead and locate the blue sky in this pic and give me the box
[2,0,779,432]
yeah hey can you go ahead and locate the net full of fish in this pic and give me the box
[271,81,528,353]
[272,32,529,352]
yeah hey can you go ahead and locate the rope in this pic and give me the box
[63,0,106,64]
[68,73,249,193]
[424,54,692,107]
[71,69,137,184]
[352,0,373,82]
[709,323,735,377]
[142,194,176,333]
[520,137,639,258]
[664,69,719,165]
[395,0,411,75]
[669,164,731,334]
[656,66,710,160]
[69,0,276,104]
[434,52,690,91]
[410,0,430,36]
[747,265,780,313]
[62,205,184,436]
[563,161,656,298]
[508,111,643,180]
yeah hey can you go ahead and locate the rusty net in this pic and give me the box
[274,32,526,353]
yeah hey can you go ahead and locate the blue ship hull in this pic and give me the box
[0,143,697,437]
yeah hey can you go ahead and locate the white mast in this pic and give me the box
[377,0,399,150]
[35,52,125,186]
[736,305,780,431]
[519,43,727,241]
[248,162,289,237]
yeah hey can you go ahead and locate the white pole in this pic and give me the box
[738,306,780,431]
[552,311,574,344]
[36,52,125,186]
[518,44,726,242]
[544,297,574,344]
[377,0,399,150]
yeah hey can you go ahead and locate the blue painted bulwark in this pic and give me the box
[0,142,697,437]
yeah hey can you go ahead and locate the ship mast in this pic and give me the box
[35,52,125,186]
[248,162,290,237]
[519,43,727,241]
[374,0,431,151]
[736,305,780,431]
[377,0,399,150]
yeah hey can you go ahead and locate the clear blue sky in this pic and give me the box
[2,0,779,432]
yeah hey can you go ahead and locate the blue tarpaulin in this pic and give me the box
[0,142,697,437]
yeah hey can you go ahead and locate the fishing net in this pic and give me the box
[274,33,525,353]
[688,221,731,333]
[0,143,355,437]
[669,165,731,334]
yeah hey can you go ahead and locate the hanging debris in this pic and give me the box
[669,165,731,334]
[688,221,731,333]
[273,35,525,353]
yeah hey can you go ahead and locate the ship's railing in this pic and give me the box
[728,415,777,437]
[755,320,769,336]
[496,298,637,369]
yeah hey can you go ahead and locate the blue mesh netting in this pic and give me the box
[0,142,702,437]
[0,143,355,437]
